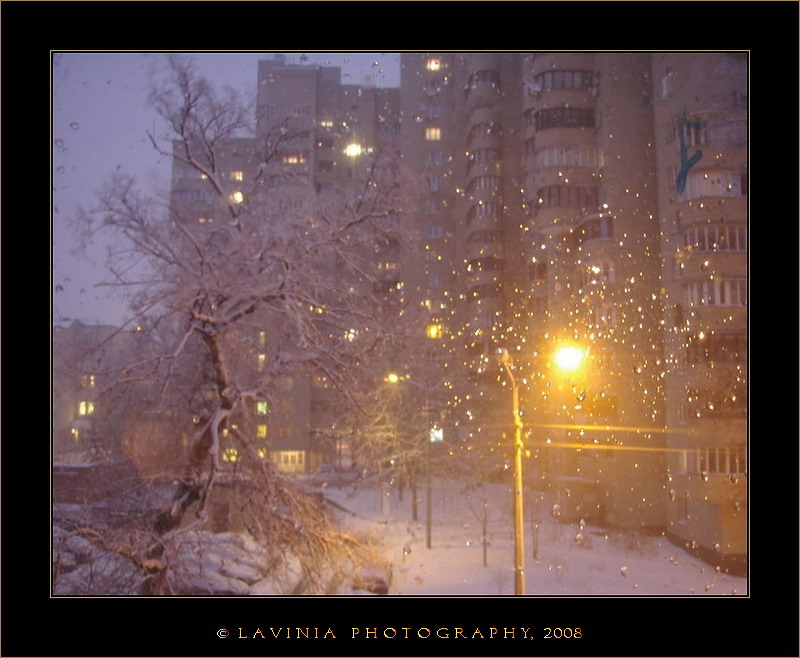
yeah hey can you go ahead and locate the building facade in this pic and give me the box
[652,53,748,572]
[397,52,746,571]
[163,52,747,572]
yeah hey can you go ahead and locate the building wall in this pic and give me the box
[53,320,133,462]
[162,53,748,569]
[652,52,747,569]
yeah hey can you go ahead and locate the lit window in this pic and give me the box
[282,151,308,164]
[425,127,441,141]
[198,216,213,224]
[257,401,269,415]
[71,428,80,443]
[81,374,96,388]
[344,143,363,157]
[427,324,443,339]
[222,448,238,463]
[258,331,267,347]
[258,353,266,371]
[229,191,244,204]
[78,401,95,416]
[230,171,244,181]
[257,424,268,439]
[426,58,442,71]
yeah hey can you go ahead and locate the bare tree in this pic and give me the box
[58,55,418,595]
[464,483,492,568]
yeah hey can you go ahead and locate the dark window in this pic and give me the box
[529,262,547,281]
[467,229,502,244]
[536,185,598,212]
[534,107,595,131]
[467,175,501,194]
[467,256,505,272]
[466,69,500,91]
[575,216,613,244]
[530,69,594,93]
[468,282,504,300]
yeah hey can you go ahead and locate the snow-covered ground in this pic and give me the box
[315,475,747,596]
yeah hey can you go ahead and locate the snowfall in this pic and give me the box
[257,474,748,597]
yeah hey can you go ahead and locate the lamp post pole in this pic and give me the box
[497,349,525,595]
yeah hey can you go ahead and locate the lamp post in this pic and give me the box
[496,348,525,595]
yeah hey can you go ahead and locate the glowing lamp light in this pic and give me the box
[344,143,363,157]
[554,346,585,373]
[385,373,401,384]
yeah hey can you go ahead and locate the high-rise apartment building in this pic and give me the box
[398,52,746,572]
[167,52,747,572]
[169,55,401,474]
[652,53,748,572]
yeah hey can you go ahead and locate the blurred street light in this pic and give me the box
[496,342,586,595]
[554,345,585,373]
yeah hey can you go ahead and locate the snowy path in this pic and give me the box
[319,477,747,596]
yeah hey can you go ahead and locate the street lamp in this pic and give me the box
[495,348,525,595]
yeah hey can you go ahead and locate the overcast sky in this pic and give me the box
[52,52,401,326]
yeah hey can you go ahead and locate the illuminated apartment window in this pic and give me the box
[257,353,266,371]
[230,171,244,181]
[198,216,213,224]
[229,191,244,204]
[222,447,238,463]
[257,424,268,439]
[81,374,96,388]
[426,58,442,71]
[71,428,80,443]
[256,401,269,415]
[78,401,95,416]
[427,323,443,339]
[258,331,267,347]
[425,127,441,141]
[282,152,308,164]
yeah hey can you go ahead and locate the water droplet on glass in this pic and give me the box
[69,122,80,130]
[619,565,628,577]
